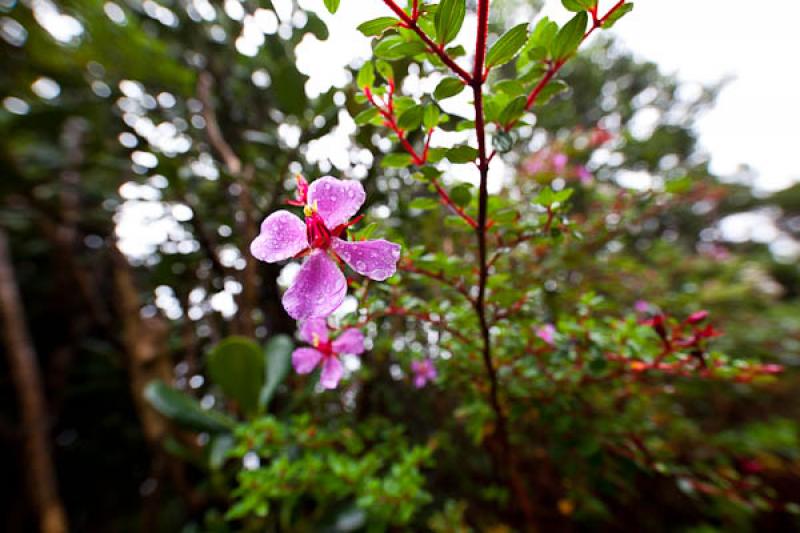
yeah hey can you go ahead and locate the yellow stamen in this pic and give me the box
[312,332,320,348]
[303,200,318,218]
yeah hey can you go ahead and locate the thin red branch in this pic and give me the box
[381,0,472,82]
[431,178,478,229]
[506,0,629,130]
[400,260,474,302]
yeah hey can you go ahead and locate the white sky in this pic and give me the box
[298,0,800,193]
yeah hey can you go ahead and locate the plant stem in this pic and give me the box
[382,0,472,82]
[472,1,537,524]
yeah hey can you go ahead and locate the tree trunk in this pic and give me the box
[0,229,68,533]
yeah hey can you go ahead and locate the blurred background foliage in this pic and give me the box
[0,0,798,531]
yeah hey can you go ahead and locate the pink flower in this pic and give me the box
[686,310,709,324]
[410,359,437,388]
[536,323,556,345]
[575,165,593,185]
[552,153,568,173]
[634,300,650,314]
[292,319,365,389]
[250,176,401,320]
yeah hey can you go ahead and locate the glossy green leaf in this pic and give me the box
[382,153,414,168]
[486,23,529,67]
[562,0,596,12]
[602,3,634,28]
[259,334,293,409]
[144,380,235,433]
[323,0,340,14]
[498,95,527,126]
[450,184,472,207]
[357,16,397,36]
[535,79,569,105]
[551,11,587,60]
[434,77,465,100]
[446,145,478,163]
[354,107,379,126]
[207,336,265,416]
[409,197,440,210]
[398,105,424,130]
[435,0,466,45]
[423,105,440,130]
[356,62,375,88]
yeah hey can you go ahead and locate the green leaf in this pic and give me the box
[446,145,478,163]
[534,187,556,206]
[530,17,558,53]
[374,35,426,60]
[323,0,340,14]
[602,3,634,28]
[562,0,596,12]
[357,16,397,36]
[553,188,575,203]
[435,0,466,45]
[397,105,424,130]
[207,336,265,416]
[535,79,569,105]
[208,434,235,470]
[382,153,414,168]
[354,107,379,126]
[259,334,293,409]
[434,77,465,100]
[493,79,526,97]
[409,197,440,210]
[486,23,529,67]
[498,95,527,125]
[551,11,587,60]
[423,105,440,130]
[450,184,472,207]
[356,62,375,88]
[376,60,394,81]
[144,380,235,433]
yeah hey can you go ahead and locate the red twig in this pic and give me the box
[381,0,472,82]
[431,178,478,229]
[506,0,628,130]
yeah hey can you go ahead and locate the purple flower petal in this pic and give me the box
[292,347,322,374]
[299,319,329,345]
[331,238,401,281]
[319,357,343,389]
[250,210,308,263]
[307,176,365,230]
[282,251,346,320]
[332,328,365,356]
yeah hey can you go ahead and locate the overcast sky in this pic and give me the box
[298,0,800,193]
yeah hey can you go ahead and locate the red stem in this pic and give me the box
[506,0,628,130]
[431,178,478,229]
[381,0,472,82]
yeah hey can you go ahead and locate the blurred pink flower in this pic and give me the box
[634,300,650,314]
[536,323,556,345]
[410,359,437,388]
[292,319,365,389]
[251,176,401,320]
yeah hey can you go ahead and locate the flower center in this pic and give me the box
[304,202,331,249]
[312,333,334,357]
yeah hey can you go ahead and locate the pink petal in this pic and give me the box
[331,238,401,281]
[292,347,322,374]
[282,251,346,320]
[332,328,365,355]
[250,210,308,263]
[307,176,365,229]
[299,319,329,345]
[319,357,343,389]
